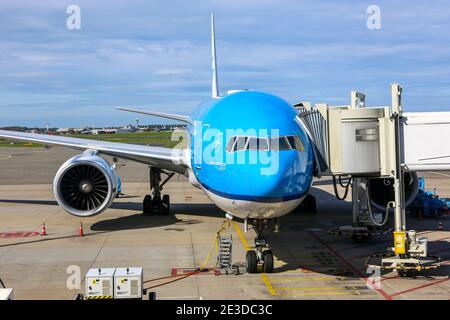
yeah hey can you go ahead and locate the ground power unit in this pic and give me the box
[84,267,143,300]
[85,268,115,299]
[114,267,143,299]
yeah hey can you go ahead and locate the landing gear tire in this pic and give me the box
[143,167,174,215]
[246,250,258,274]
[303,194,317,213]
[262,250,274,273]
[143,195,152,216]
[162,194,170,215]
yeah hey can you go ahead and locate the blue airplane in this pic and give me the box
[0,14,316,273]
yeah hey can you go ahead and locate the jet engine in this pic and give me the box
[369,171,419,211]
[53,151,117,217]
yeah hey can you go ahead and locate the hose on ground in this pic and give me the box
[143,218,231,290]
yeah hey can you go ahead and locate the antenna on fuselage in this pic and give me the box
[211,13,220,99]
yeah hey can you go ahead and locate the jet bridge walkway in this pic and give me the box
[295,84,450,276]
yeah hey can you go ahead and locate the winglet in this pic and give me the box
[211,13,220,99]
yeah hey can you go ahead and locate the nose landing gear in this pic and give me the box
[143,167,174,215]
[245,220,274,274]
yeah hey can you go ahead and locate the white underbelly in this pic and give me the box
[202,187,304,219]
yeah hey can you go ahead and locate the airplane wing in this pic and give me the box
[0,130,188,174]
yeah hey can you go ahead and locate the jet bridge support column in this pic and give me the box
[366,84,441,277]
[391,83,406,234]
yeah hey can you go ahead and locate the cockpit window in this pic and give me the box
[226,136,237,152]
[271,137,291,151]
[247,137,269,151]
[226,135,304,152]
[234,136,248,151]
[287,136,304,151]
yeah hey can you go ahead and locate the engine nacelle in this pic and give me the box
[369,172,419,211]
[53,152,117,217]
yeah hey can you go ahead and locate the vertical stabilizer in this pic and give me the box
[211,13,220,98]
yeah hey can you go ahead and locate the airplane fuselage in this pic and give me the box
[188,91,314,220]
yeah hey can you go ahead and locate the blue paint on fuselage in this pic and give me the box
[188,91,314,202]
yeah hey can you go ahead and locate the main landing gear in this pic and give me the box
[143,167,174,215]
[246,219,275,274]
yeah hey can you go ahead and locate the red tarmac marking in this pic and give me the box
[0,231,40,238]
[390,278,450,297]
[309,231,394,300]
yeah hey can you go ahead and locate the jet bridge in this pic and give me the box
[296,84,450,276]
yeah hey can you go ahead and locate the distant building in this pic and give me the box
[116,124,144,134]
[116,126,134,134]
[56,128,71,135]
[90,128,117,135]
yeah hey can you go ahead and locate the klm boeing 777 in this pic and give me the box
[0,14,317,273]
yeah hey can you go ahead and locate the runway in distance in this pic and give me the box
[0,14,316,273]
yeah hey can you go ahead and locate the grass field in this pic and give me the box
[0,131,188,148]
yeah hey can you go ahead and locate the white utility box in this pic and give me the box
[0,288,14,300]
[85,268,115,299]
[114,267,143,299]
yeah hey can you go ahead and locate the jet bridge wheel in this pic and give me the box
[397,269,417,278]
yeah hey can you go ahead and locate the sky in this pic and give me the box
[1,0,450,127]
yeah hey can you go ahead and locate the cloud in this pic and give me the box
[0,0,449,127]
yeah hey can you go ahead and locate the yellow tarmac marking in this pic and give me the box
[232,221,359,298]
[277,291,351,296]
[232,221,251,251]
[276,287,342,291]
[269,277,337,282]
[261,273,279,296]
[232,221,279,296]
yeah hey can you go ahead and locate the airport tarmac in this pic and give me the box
[0,147,448,300]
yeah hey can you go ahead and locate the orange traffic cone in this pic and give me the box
[40,223,47,236]
[79,221,84,237]
[437,220,443,231]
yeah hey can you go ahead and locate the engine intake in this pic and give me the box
[53,152,117,217]
[369,171,419,211]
